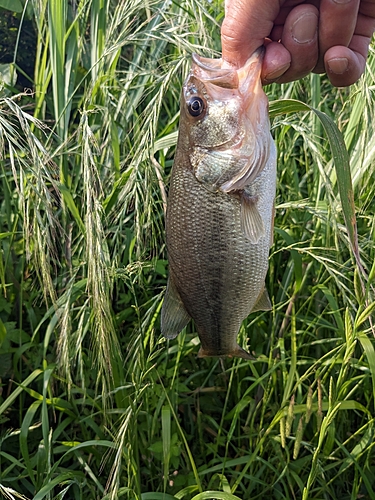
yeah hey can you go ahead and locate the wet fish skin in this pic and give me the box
[161,49,276,359]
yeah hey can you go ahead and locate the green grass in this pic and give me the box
[0,0,374,499]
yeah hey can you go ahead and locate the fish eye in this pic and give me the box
[187,96,205,117]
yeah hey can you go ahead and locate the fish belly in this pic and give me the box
[165,147,276,357]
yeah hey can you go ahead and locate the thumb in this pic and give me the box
[221,0,282,67]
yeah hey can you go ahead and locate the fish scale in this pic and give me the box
[161,49,276,359]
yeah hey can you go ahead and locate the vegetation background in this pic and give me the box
[0,0,374,499]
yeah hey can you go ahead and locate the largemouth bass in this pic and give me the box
[161,49,276,359]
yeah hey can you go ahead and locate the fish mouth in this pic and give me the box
[192,48,264,93]
[191,53,239,89]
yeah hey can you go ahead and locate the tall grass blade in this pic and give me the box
[191,493,242,500]
[270,98,362,275]
[357,332,375,411]
[162,405,171,491]
[47,0,66,141]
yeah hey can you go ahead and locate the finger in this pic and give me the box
[324,45,365,86]
[262,42,291,84]
[324,4,375,86]
[360,0,375,18]
[221,0,281,67]
[314,0,360,73]
[275,4,319,83]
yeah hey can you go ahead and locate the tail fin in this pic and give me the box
[198,344,254,360]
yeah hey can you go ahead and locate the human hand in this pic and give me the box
[221,0,375,87]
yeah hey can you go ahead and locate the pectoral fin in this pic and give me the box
[240,193,265,244]
[251,287,272,313]
[161,276,191,339]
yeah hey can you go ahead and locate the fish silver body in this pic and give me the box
[161,50,276,359]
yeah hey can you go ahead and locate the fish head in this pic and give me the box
[179,49,272,192]
[180,48,266,151]
[181,63,241,150]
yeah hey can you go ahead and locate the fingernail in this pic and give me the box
[327,57,349,74]
[264,63,291,82]
[292,13,318,44]
[333,0,351,3]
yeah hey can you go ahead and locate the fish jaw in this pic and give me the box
[220,50,271,192]
[237,48,264,103]
[191,48,265,118]
[190,48,264,94]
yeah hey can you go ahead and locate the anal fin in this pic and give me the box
[240,192,265,244]
[161,276,191,339]
[251,287,272,313]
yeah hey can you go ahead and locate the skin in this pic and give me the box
[221,0,375,86]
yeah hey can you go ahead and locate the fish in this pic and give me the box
[161,49,276,359]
